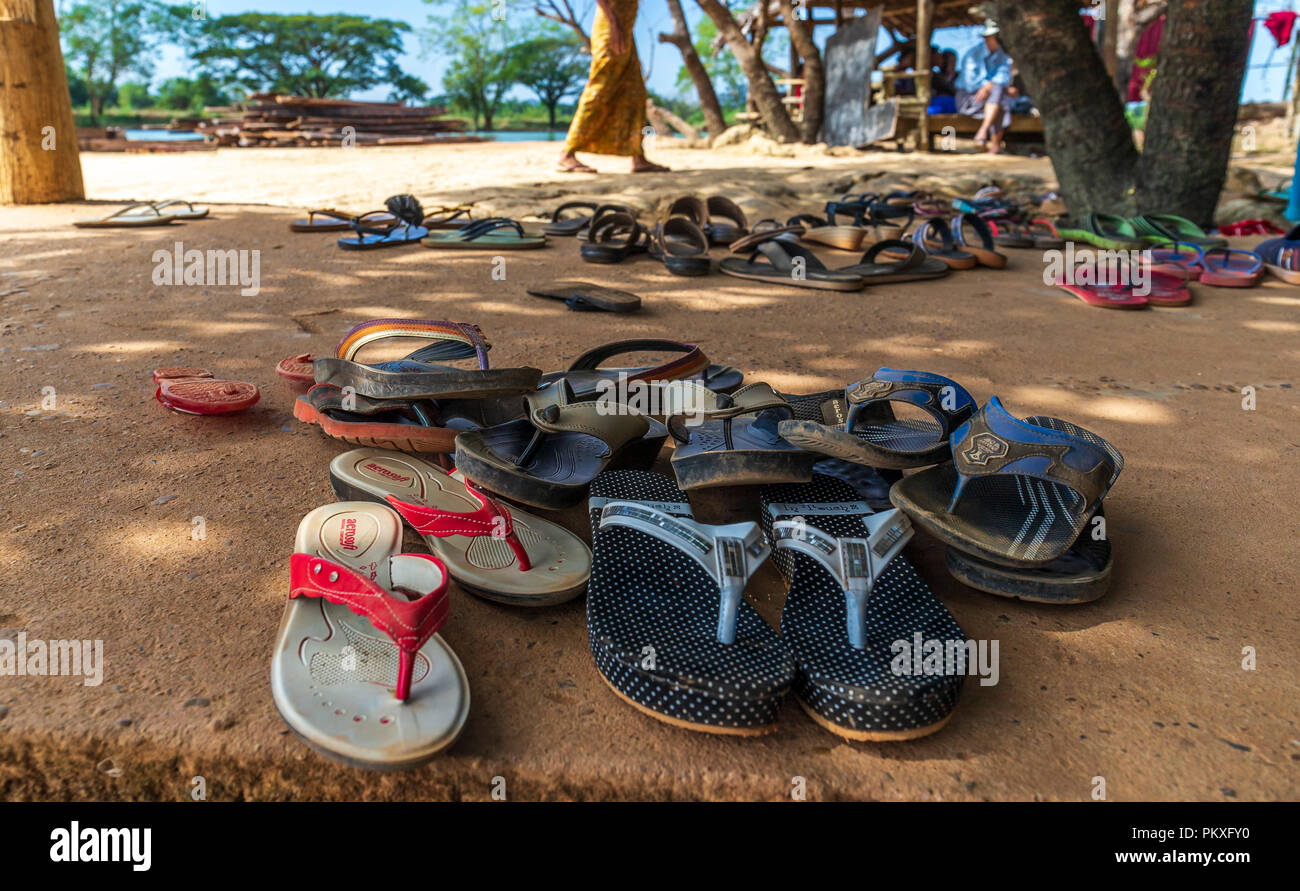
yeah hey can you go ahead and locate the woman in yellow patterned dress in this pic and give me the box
[556,0,669,173]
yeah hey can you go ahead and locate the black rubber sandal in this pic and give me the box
[669,383,818,490]
[586,469,795,735]
[453,379,667,509]
[760,474,966,740]
[651,217,711,276]
[719,231,865,291]
[890,399,1123,567]
[542,200,600,236]
[703,196,750,245]
[580,210,650,263]
[838,240,951,284]
[526,280,642,313]
[538,338,743,397]
[777,369,977,469]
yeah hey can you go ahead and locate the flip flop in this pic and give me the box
[882,218,976,269]
[987,219,1036,249]
[703,196,749,245]
[1051,278,1149,309]
[760,475,966,740]
[275,353,316,386]
[154,368,260,415]
[542,200,600,236]
[271,502,468,770]
[538,338,743,397]
[1025,218,1066,249]
[788,213,867,251]
[890,398,1123,566]
[1056,213,1146,250]
[952,213,1009,268]
[840,239,950,284]
[651,218,711,276]
[664,195,707,228]
[777,369,976,469]
[526,280,642,312]
[1148,240,1205,280]
[329,448,591,606]
[453,379,667,509]
[74,203,178,228]
[337,194,429,249]
[312,319,540,402]
[719,232,865,291]
[727,219,808,251]
[668,382,817,490]
[1255,224,1300,285]
[580,210,649,263]
[585,470,795,735]
[1198,248,1264,288]
[945,504,1113,604]
[294,383,457,453]
[151,199,209,221]
[422,205,474,230]
[291,209,384,232]
[423,217,547,250]
[1129,214,1227,249]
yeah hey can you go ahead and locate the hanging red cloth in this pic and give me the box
[1264,11,1298,48]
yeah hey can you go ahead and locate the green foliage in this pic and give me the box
[60,0,161,121]
[427,0,521,131]
[116,81,154,109]
[154,75,231,111]
[511,27,587,129]
[675,17,745,109]
[158,8,421,99]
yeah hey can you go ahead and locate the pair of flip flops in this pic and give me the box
[585,469,964,739]
[292,202,472,233]
[580,208,651,263]
[779,369,1124,604]
[1057,213,1227,252]
[543,201,633,238]
[153,367,259,414]
[74,200,209,228]
[294,319,541,454]
[273,449,594,770]
[1052,267,1192,309]
[989,218,1064,249]
[890,215,1008,269]
[651,205,713,276]
[718,230,948,291]
[526,280,642,312]
[659,194,750,246]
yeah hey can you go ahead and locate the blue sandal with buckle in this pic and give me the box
[889,397,1123,566]
[778,368,977,469]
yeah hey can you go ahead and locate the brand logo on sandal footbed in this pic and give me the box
[847,379,890,402]
[363,462,410,483]
[962,432,1008,465]
[339,518,358,550]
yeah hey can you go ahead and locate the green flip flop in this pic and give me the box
[1056,213,1146,251]
[1128,214,1226,249]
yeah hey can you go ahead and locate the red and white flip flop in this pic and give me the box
[271,502,470,770]
[153,367,260,414]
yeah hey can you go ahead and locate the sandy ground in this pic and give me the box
[0,141,1296,801]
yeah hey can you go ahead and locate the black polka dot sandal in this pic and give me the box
[760,475,966,741]
[890,398,1123,567]
[586,470,796,735]
[777,368,977,470]
[669,383,819,491]
[453,379,668,509]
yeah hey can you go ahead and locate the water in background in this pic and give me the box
[124,129,204,142]
[470,130,562,142]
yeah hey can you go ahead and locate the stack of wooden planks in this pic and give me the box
[196,94,483,147]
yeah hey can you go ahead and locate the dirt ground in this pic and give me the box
[0,140,1296,801]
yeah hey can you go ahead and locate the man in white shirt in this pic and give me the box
[955,21,1018,154]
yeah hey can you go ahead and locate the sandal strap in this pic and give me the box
[912,218,957,252]
[845,368,976,436]
[948,397,1119,512]
[666,196,707,226]
[453,217,524,241]
[303,383,438,424]
[523,379,649,452]
[953,212,996,250]
[666,381,792,443]
[656,217,709,257]
[288,551,449,701]
[385,485,531,571]
[551,200,600,221]
[770,508,912,650]
[335,319,492,369]
[598,502,768,645]
[860,239,925,270]
[565,338,710,384]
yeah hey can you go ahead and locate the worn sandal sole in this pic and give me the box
[798,697,953,741]
[672,444,817,491]
[717,264,864,291]
[777,419,949,469]
[293,396,456,454]
[312,359,540,401]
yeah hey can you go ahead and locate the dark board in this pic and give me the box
[822,7,884,147]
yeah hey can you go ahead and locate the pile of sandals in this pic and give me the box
[268,320,1125,768]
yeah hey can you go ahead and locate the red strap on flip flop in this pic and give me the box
[385,484,532,571]
[288,552,450,701]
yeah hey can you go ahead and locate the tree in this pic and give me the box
[116,80,153,109]
[59,0,159,121]
[156,75,231,111]
[996,0,1253,226]
[660,0,726,138]
[1,0,85,203]
[164,10,414,98]
[513,31,587,130]
[778,0,822,143]
[534,0,592,53]
[428,1,519,131]
[695,0,800,142]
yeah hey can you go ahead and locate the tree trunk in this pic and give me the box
[695,0,801,143]
[779,0,824,143]
[0,0,85,204]
[1136,0,1254,222]
[658,0,726,140]
[995,0,1251,226]
[647,99,699,139]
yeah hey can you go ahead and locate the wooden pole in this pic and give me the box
[915,0,933,152]
[1101,0,1120,84]
[0,0,85,204]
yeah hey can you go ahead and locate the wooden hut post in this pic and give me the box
[0,0,85,204]
[915,0,934,151]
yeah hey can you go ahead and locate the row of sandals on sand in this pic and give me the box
[244,319,1126,769]
[285,189,1300,304]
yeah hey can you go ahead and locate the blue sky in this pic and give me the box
[143,0,1291,104]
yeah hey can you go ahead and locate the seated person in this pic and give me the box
[932,49,959,97]
[889,48,917,96]
[956,21,1017,154]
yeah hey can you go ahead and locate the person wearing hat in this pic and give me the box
[956,21,1017,154]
